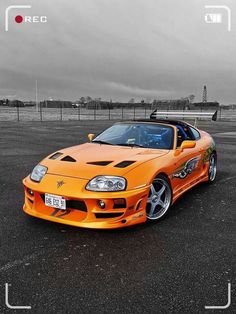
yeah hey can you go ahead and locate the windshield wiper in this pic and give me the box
[91,140,113,145]
[116,143,145,148]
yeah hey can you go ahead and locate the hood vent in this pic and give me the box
[87,161,113,166]
[61,155,76,162]
[49,152,63,160]
[114,160,136,168]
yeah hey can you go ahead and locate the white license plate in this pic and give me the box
[45,193,66,210]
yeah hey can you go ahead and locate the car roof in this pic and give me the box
[130,119,191,128]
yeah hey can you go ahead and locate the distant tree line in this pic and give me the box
[0,94,219,110]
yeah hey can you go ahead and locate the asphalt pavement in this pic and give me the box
[0,120,235,313]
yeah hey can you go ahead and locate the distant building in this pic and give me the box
[193,101,220,110]
[23,101,36,107]
[40,100,73,108]
[86,100,112,109]
[0,99,25,107]
[221,104,236,110]
[152,99,190,110]
[9,100,25,107]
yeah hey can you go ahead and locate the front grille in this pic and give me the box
[95,212,123,219]
[40,194,87,212]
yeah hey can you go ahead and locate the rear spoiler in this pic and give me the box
[150,110,218,125]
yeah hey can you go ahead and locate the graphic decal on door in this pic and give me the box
[203,142,216,162]
[172,156,201,179]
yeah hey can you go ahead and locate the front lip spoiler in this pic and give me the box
[23,204,147,229]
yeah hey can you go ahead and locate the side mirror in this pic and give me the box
[180,140,196,151]
[88,133,95,142]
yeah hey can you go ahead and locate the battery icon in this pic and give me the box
[205,13,222,23]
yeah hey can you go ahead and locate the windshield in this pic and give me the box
[93,123,174,149]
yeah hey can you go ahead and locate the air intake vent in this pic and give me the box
[49,152,63,160]
[95,212,123,219]
[114,160,136,168]
[113,198,126,209]
[61,155,76,162]
[67,200,87,212]
[87,161,113,166]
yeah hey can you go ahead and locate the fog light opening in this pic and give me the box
[121,219,126,224]
[98,200,106,209]
[113,198,126,209]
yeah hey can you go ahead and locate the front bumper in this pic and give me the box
[22,175,148,229]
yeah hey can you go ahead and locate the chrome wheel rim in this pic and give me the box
[209,155,217,181]
[146,178,172,220]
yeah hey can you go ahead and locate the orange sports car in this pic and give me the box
[23,119,217,229]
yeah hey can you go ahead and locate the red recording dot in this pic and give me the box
[15,15,23,23]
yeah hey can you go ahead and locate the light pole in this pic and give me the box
[35,80,38,111]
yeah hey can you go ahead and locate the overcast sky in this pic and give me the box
[0,0,235,103]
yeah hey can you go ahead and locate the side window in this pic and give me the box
[189,126,201,140]
[176,124,200,147]
[182,126,194,140]
[176,127,186,147]
[176,125,194,147]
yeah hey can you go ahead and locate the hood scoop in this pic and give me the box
[61,155,76,162]
[49,152,63,160]
[114,160,136,168]
[87,161,113,166]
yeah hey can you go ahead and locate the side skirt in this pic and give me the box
[172,174,208,204]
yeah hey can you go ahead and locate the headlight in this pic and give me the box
[30,165,47,182]
[86,176,126,192]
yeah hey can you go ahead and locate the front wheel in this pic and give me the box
[207,153,217,183]
[146,175,172,220]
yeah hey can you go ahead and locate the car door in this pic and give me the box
[172,125,202,193]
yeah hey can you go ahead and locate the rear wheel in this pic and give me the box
[146,175,172,220]
[208,153,217,183]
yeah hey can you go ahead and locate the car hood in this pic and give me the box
[41,143,169,180]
